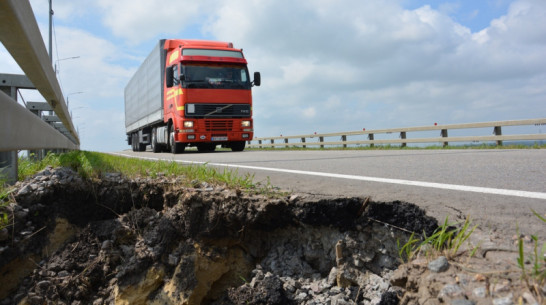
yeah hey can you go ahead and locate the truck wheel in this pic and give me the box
[151,128,160,153]
[230,141,245,152]
[132,134,137,152]
[133,133,146,151]
[170,132,184,154]
[197,143,216,153]
[138,141,146,152]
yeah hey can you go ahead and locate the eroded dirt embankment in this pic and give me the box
[4,166,533,305]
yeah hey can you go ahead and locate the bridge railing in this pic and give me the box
[1,0,79,184]
[248,118,546,149]
[0,0,79,147]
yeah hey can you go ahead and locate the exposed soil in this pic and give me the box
[0,167,542,305]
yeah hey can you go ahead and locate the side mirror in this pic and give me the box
[253,72,261,87]
[166,66,174,87]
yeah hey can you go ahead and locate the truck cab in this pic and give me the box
[162,40,260,153]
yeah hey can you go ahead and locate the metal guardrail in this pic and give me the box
[0,0,80,184]
[0,0,79,146]
[248,118,546,148]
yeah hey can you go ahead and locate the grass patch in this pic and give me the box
[397,216,477,263]
[14,151,257,190]
[0,183,11,231]
[0,176,14,231]
[517,210,546,302]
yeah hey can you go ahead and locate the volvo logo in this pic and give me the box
[216,107,222,113]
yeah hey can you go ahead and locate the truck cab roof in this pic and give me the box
[164,39,237,51]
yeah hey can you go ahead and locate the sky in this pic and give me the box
[1,0,545,152]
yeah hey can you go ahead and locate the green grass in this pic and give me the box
[397,216,477,263]
[15,151,256,189]
[0,185,10,231]
[0,175,13,231]
[517,210,546,302]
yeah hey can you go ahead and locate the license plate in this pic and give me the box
[211,136,228,141]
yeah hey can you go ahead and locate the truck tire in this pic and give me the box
[133,133,146,152]
[151,128,160,153]
[132,134,137,152]
[138,141,146,152]
[230,141,245,152]
[197,143,216,153]
[170,132,184,154]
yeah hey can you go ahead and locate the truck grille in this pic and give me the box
[186,104,251,118]
[204,120,233,131]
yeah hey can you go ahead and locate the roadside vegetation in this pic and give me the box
[518,211,546,302]
[16,150,258,188]
[397,216,478,264]
[0,182,11,231]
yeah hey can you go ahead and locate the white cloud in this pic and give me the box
[96,0,206,44]
[302,107,317,119]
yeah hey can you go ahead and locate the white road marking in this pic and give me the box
[112,153,546,200]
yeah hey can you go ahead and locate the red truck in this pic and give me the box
[125,39,260,153]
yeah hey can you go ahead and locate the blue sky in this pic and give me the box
[1,0,544,152]
[403,0,512,31]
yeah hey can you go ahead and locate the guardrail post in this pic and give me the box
[441,129,448,147]
[342,135,347,148]
[319,136,324,148]
[301,137,306,148]
[400,132,407,148]
[270,139,274,147]
[368,133,374,148]
[284,138,288,148]
[0,151,18,185]
[493,126,503,146]
[258,140,262,149]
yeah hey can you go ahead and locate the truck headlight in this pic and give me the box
[184,121,194,128]
[241,120,251,127]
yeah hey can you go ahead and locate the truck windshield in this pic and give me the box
[182,64,251,90]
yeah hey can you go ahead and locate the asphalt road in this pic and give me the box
[115,148,546,243]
